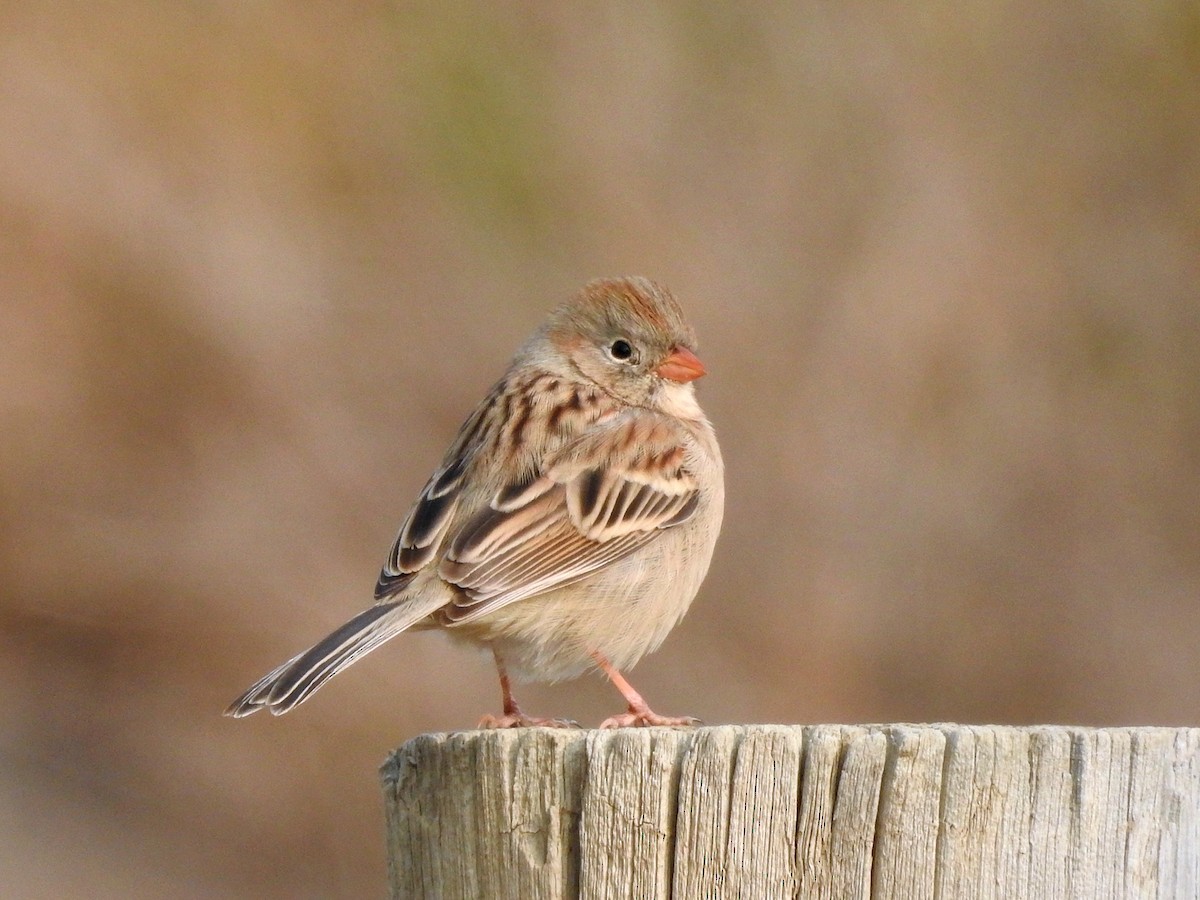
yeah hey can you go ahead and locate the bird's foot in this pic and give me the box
[477,712,581,729]
[598,708,702,729]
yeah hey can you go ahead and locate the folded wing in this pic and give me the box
[438,413,700,622]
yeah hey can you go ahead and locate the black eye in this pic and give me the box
[609,339,634,361]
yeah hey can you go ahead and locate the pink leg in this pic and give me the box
[592,651,701,729]
[476,648,579,729]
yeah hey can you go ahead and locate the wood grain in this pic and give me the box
[381,725,1200,899]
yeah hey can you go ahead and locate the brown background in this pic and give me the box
[3,3,1198,897]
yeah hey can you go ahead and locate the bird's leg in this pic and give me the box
[592,651,701,728]
[476,647,579,729]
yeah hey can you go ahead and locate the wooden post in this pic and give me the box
[381,724,1200,899]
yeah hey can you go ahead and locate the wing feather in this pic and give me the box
[376,454,469,599]
[437,412,701,622]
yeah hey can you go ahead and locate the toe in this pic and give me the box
[599,710,702,729]
[598,713,635,729]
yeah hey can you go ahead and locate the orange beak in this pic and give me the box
[656,346,706,383]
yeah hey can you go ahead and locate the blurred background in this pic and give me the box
[2,2,1198,896]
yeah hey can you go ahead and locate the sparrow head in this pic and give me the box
[536,276,706,411]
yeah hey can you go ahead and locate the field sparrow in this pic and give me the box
[225,277,724,728]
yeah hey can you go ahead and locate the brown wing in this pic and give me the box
[375,454,470,599]
[369,376,506,602]
[437,413,700,622]
[373,372,617,600]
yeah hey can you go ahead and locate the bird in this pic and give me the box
[225,276,724,728]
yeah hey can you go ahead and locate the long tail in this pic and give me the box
[225,601,423,717]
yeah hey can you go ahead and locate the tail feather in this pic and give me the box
[225,601,422,717]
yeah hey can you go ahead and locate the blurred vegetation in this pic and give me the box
[2,2,1198,896]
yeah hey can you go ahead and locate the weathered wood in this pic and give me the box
[381,724,1200,899]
